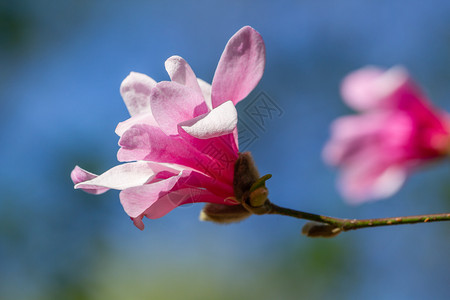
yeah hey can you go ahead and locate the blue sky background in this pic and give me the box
[1,0,449,299]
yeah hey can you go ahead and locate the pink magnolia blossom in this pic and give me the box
[71,26,265,229]
[324,66,450,204]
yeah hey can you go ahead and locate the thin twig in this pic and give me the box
[268,203,450,232]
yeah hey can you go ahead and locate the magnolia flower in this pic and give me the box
[324,66,450,204]
[71,26,266,229]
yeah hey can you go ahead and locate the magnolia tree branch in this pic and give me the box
[266,202,450,237]
[237,171,450,238]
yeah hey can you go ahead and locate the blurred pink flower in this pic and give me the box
[71,26,265,229]
[324,66,450,204]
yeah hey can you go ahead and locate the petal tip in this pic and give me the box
[211,26,266,107]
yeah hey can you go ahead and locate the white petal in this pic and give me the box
[179,101,237,139]
[74,161,180,191]
[197,78,212,110]
[371,166,406,200]
[115,112,157,137]
[120,72,156,116]
[341,66,409,111]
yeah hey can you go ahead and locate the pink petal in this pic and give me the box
[120,168,232,219]
[71,166,109,195]
[338,161,407,204]
[211,26,266,108]
[324,110,417,203]
[131,216,145,230]
[179,100,237,139]
[178,131,237,184]
[120,72,157,116]
[115,112,158,137]
[323,112,412,166]
[74,161,180,191]
[341,66,409,111]
[150,81,208,136]
[391,83,448,136]
[197,78,212,110]
[118,124,209,168]
[231,127,239,153]
[126,188,228,229]
[177,169,234,197]
[119,174,182,218]
[143,188,228,219]
[118,124,187,163]
[118,123,236,184]
[165,56,203,97]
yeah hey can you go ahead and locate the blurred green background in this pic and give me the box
[1,0,449,299]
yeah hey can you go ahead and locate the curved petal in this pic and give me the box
[341,66,409,111]
[118,124,190,163]
[197,78,212,110]
[179,100,237,139]
[144,188,227,219]
[324,112,412,203]
[231,127,239,153]
[212,26,266,107]
[178,130,237,183]
[177,169,234,197]
[150,81,208,136]
[118,124,210,169]
[115,112,158,137]
[323,112,413,166]
[338,162,407,204]
[74,161,180,191]
[120,168,232,219]
[118,123,236,184]
[71,166,109,195]
[131,216,145,230]
[125,188,227,229]
[119,174,182,218]
[165,56,203,98]
[120,72,157,116]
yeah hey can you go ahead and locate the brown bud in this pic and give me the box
[302,222,342,238]
[199,203,251,224]
[233,152,260,202]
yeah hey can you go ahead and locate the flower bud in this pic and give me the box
[233,152,260,202]
[302,222,342,238]
[199,203,251,224]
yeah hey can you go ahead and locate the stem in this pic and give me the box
[268,203,450,232]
